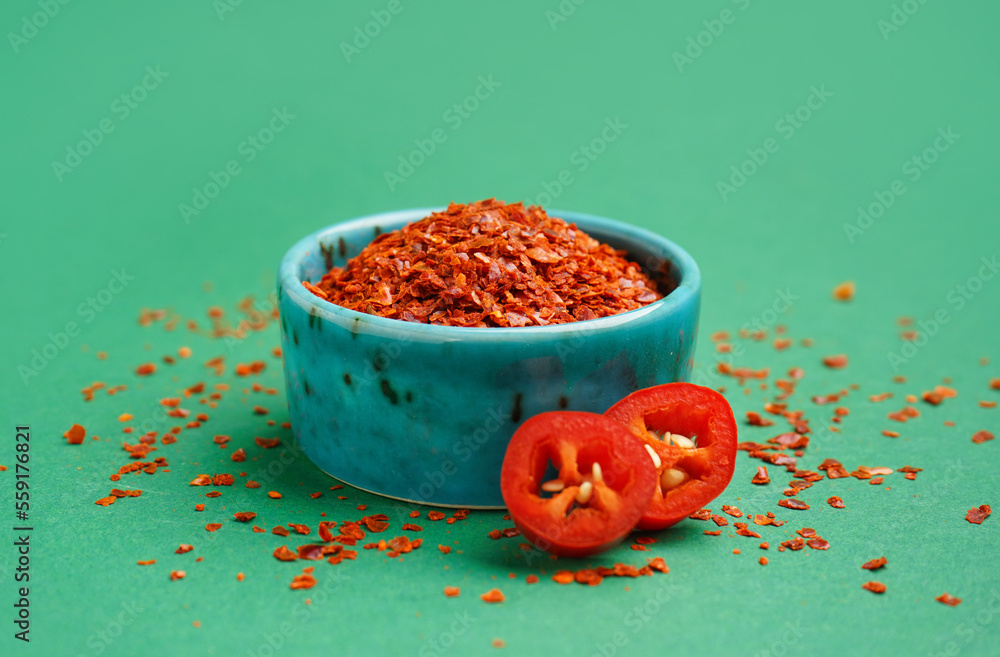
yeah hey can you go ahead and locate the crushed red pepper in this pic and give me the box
[307,200,664,327]
[966,505,991,524]
[862,581,887,594]
[936,593,962,607]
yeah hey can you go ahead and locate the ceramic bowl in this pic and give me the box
[277,208,700,508]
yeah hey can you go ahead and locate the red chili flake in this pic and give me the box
[438,544,452,554]
[721,505,743,518]
[170,570,185,581]
[552,571,575,584]
[862,556,888,570]
[310,200,663,326]
[862,581,887,594]
[807,537,830,550]
[363,517,389,533]
[443,586,461,598]
[205,491,222,498]
[136,363,157,376]
[205,523,222,532]
[227,448,246,463]
[811,393,841,405]
[780,538,805,551]
[501,527,520,538]
[736,525,761,539]
[966,505,992,524]
[688,509,713,521]
[575,569,603,586]
[936,593,962,607]
[828,496,845,509]
[211,474,234,486]
[822,354,848,369]
[832,281,855,301]
[284,523,309,536]
[245,481,261,489]
[212,434,230,445]
[704,530,722,536]
[297,544,326,560]
[981,401,998,408]
[64,423,87,444]
[642,557,668,574]
[273,545,298,561]
[759,542,769,550]
[95,496,116,506]
[746,411,775,427]
[268,527,290,538]
[773,338,792,351]
[194,504,205,512]
[630,544,647,551]
[189,475,211,486]
[406,510,420,518]
[711,515,728,527]
[290,573,317,590]
[779,499,809,510]
[339,523,365,540]
[769,433,809,449]
[870,393,894,403]
[233,512,256,522]
[488,529,502,540]
[254,437,280,449]
[136,559,156,566]
[751,466,770,485]
[634,536,657,545]
[972,430,995,444]
[267,491,282,499]
[525,574,539,584]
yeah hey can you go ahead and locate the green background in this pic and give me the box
[2,1,998,655]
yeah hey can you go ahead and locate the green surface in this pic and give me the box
[1,1,998,655]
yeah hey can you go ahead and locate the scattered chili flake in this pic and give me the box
[862,556,888,570]
[746,411,775,427]
[862,581,887,594]
[231,448,246,462]
[778,499,809,510]
[211,473,234,486]
[751,466,770,485]
[189,475,211,486]
[552,571,575,584]
[268,491,282,499]
[246,481,261,489]
[170,570,185,581]
[721,505,743,517]
[780,538,805,551]
[759,557,768,566]
[255,437,280,449]
[308,200,664,327]
[936,593,962,607]
[807,538,830,550]
[402,523,423,532]
[95,496,116,506]
[136,363,156,376]
[290,573,317,590]
[438,544,452,554]
[64,423,86,445]
[273,546,298,562]
[711,515,728,527]
[704,530,722,536]
[822,354,848,369]
[526,574,539,584]
[233,512,257,522]
[205,523,222,532]
[237,572,245,582]
[443,586,461,598]
[981,401,998,408]
[827,496,845,509]
[966,505,991,524]
[630,544,647,551]
[137,559,156,566]
[195,504,205,512]
[870,477,884,485]
[972,430,995,444]
[688,509,712,521]
[480,589,505,603]
[832,281,855,301]
[205,491,222,498]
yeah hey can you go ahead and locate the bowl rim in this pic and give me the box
[278,207,701,338]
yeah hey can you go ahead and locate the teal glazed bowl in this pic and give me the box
[277,208,701,508]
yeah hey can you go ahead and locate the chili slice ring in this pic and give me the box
[500,411,657,558]
[604,383,738,531]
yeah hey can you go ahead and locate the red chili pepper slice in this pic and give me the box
[500,411,656,558]
[604,383,738,531]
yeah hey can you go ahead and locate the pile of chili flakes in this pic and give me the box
[306,199,664,327]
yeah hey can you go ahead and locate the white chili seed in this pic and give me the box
[592,462,603,484]
[660,468,687,490]
[668,433,695,449]
[541,479,565,493]
[644,444,662,469]
[576,481,593,505]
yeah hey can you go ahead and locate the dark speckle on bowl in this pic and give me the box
[558,395,568,409]
[380,379,399,405]
[320,241,334,271]
[511,392,523,423]
[343,373,352,385]
[405,390,413,403]
[338,236,347,258]
[292,329,299,346]
[374,225,382,236]
[303,378,311,396]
